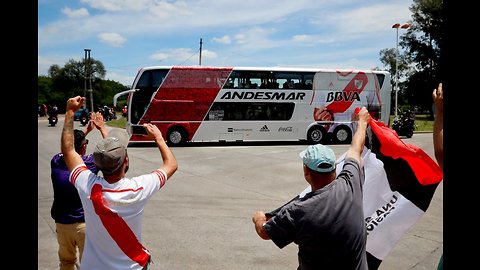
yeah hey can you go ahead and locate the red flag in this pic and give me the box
[368,118,443,185]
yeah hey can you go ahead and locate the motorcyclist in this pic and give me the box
[392,109,415,138]
[80,107,90,126]
[48,105,59,126]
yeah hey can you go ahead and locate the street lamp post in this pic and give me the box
[392,23,410,120]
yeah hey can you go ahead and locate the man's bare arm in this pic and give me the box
[142,123,178,179]
[252,211,270,240]
[61,96,86,172]
[432,83,443,170]
[345,107,370,165]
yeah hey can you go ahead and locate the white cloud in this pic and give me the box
[98,32,127,47]
[81,0,153,12]
[212,35,231,44]
[150,48,195,62]
[292,34,334,46]
[62,7,89,18]
[39,0,412,84]
[104,71,136,87]
[149,48,218,66]
[38,54,79,76]
[200,50,217,60]
[232,27,279,50]
[311,2,412,36]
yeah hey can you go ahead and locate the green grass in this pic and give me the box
[389,114,433,132]
[105,114,127,128]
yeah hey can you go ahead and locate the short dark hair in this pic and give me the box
[74,129,87,150]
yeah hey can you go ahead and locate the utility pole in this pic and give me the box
[199,38,202,66]
[83,49,88,109]
[84,48,94,112]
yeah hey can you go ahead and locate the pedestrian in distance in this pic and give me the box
[252,106,371,270]
[60,96,178,270]
[50,112,107,270]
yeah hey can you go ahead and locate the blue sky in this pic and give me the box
[38,0,413,87]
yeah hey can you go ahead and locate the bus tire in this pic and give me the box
[333,125,352,144]
[167,127,188,146]
[307,125,327,144]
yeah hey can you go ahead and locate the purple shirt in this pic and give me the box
[50,153,98,224]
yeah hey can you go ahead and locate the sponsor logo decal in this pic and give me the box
[354,79,364,89]
[278,127,294,132]
[260,125,270,132]
[228,128,253,132]
[326,91,361,103]
[220,91,305,101]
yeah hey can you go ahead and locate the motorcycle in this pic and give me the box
[48,113,58,126]
[79,110,90,126]
[392,109,416,138]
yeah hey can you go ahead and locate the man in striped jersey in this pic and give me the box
[60,96,178,270]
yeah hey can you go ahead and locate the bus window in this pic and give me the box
[375,73,385,88]
[272,71,315,90]
[205,102,294,121]
[208,104,225,120]
[224,78,234,88]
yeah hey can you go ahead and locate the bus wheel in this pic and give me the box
[167,127,188,146]
[333,125,352,144]
[307,125,327,144]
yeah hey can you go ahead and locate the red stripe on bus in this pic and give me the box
[140,66,232,138]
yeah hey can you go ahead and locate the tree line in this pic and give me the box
[38,0,442,117]
[38,58,129,114]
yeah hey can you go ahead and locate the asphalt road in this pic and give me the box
[38,116,442,270]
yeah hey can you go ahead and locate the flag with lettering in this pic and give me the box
[360,116,442,269]
[267,117,443,270]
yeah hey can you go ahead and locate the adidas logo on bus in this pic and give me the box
[260,125,270,132]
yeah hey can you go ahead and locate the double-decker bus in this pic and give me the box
[114,66,391,146]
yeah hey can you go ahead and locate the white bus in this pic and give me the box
[114,66,391,146]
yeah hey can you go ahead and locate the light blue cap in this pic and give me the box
[299,144,336,173]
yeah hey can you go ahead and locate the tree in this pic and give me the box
[402,0,443,114]
[378,0,443,115]
[94,79,129,111]
[38,76,55,107]
[38,58,127,113]
[378,48,410,114]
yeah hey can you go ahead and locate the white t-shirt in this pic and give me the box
[70,164,167,270]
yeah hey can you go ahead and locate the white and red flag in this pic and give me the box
[267,116,443,269]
